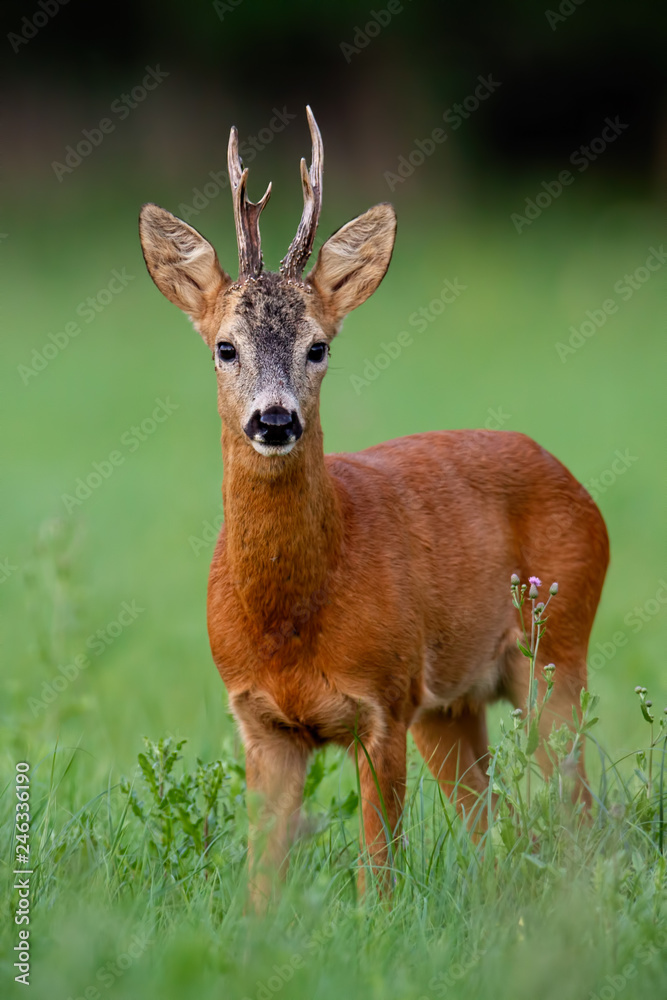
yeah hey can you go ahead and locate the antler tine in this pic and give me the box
[280,106,323,281]
[227,125,272,282]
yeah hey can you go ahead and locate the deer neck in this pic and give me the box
[220,418,342,632]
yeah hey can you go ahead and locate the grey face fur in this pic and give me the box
[139,195,398,460]
[214,273,329,456]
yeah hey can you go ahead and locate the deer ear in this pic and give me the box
[139,203,231,322]
[306,203,396,326]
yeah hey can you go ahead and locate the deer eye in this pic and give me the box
[307,342,327,363]
[216,342,237,363]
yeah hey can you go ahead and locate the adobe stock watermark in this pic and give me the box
[8,0,70,53]
[545,0,586,31]
[188,503,224,556]
[174,107,296,224]
[1,557,18,584]
[583,449,638,503]
[587,929,667,1000]
[555,246,666,362]
[349,277,467,393]
[51,66,170,181]
[65,930,152,1000]
[340,1,408,62]
[212,0,244,20]
[544,448,638,547]
[587,579,667,678]
[418,940,488,999]
[384,75,501,191]
[28,600,145,716]
[17,267,135,384]
[482,407,511,430]
[511,116,628,233]
[240,919,339,1000]
[61,398,179,513]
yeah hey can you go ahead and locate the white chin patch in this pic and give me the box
[250,440,296,457]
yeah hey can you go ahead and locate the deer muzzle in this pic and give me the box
[244,406,303,455]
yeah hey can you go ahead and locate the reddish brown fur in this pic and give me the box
[139,115,609,906]
[207,415,608,896]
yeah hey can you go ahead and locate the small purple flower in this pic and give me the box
[528,576,541,588]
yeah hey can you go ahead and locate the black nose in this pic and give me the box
[244,406,303,447]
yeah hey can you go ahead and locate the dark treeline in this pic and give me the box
[2,0,665,180]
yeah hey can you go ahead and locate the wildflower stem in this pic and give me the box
[517,597,529,651]
[648,720,654,799]
[526,598,538,809]
[660,732,666,855]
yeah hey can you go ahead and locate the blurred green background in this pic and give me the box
[0,2,666,995]
[2,0,665,768]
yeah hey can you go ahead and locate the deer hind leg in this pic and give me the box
[410,704,492,828]
[503,647,592,806]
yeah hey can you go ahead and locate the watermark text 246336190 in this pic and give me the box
[51,66,169,181]
[14,762,32,986]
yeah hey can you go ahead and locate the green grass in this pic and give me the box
[1,180,666,998]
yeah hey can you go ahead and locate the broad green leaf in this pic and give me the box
[526,719,540,756]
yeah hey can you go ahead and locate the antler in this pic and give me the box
[280,106,323,281]
[228,126,272,281]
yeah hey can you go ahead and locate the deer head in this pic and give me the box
[139,108,396,459]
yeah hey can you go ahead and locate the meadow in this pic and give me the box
[1,174,666,999]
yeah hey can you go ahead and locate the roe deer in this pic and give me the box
[139,107,609,902]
